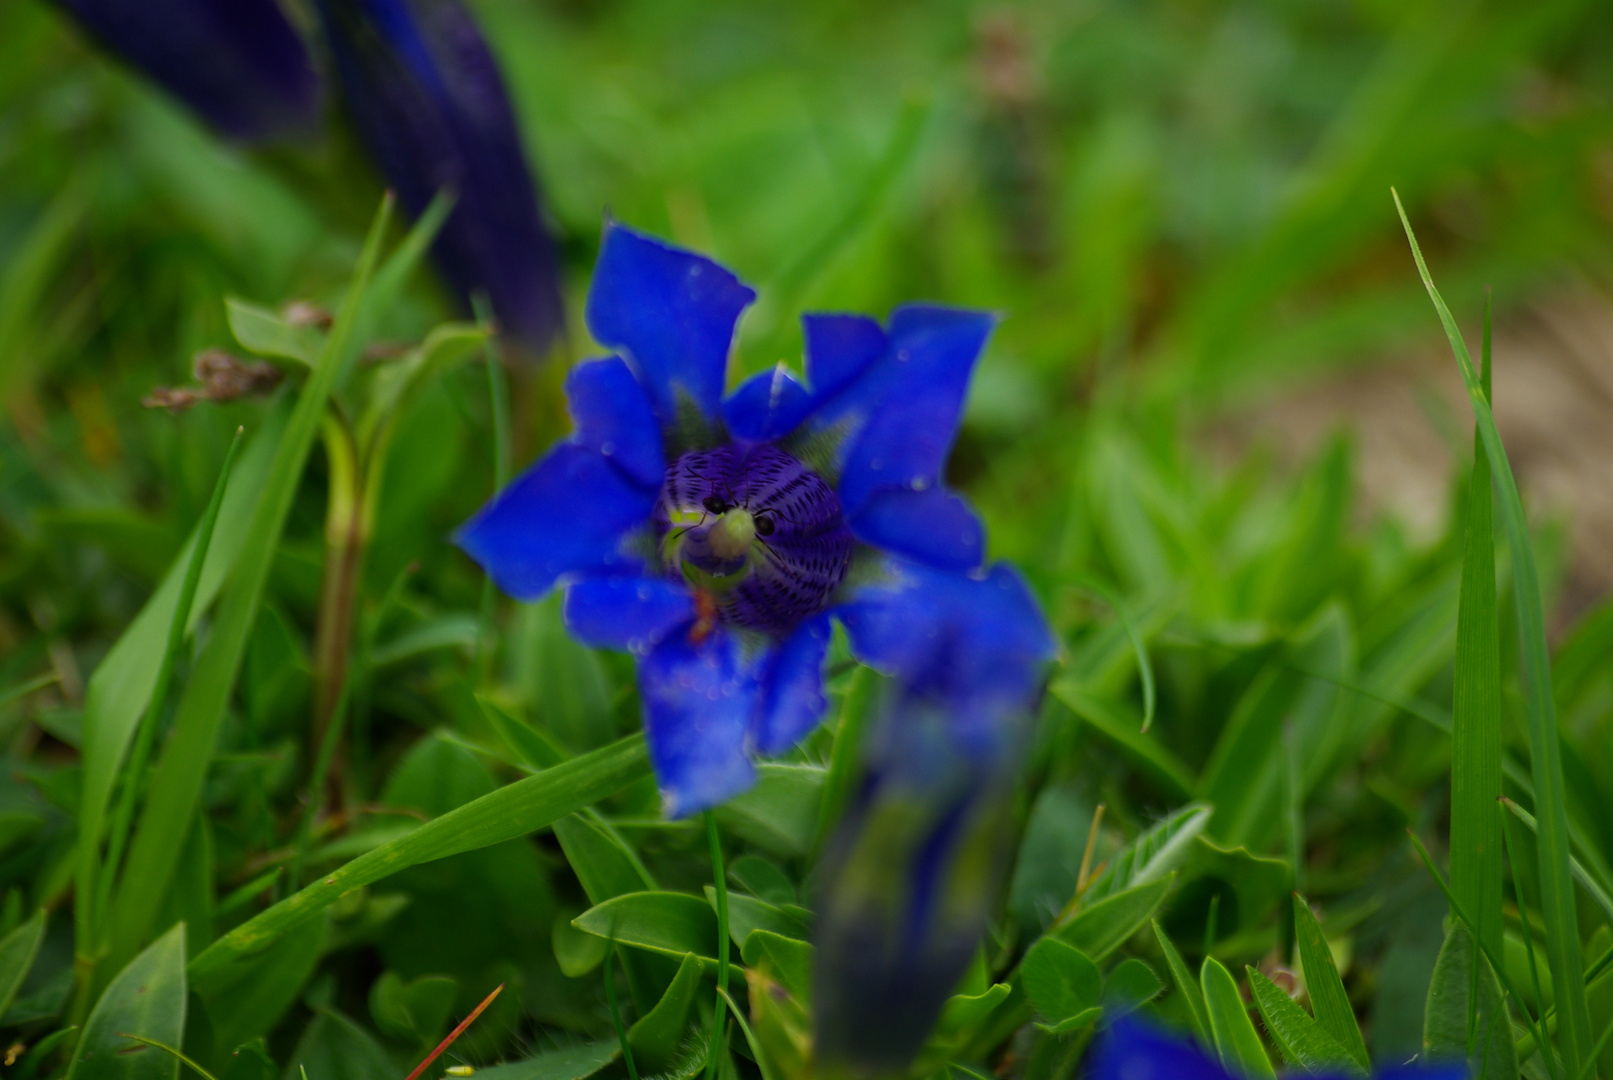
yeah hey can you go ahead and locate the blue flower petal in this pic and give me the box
[753,615,831,754]
[565,356,664,490]
[803,313,886,397]
[563,575,693,655]
[586,222,756,435]
[835,305,995,513]
[1089,1019,1230,1080]
[55,0,322,142]
[639,629,760,817]
[721,364,814,444]
[454,444,653,600]
[848,487,984,572]
[316,0,563,354]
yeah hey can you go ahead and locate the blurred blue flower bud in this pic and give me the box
[51,0,322,141]
[813,567,1054,1073]
[314,0,564,356]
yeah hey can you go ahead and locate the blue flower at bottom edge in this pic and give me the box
[1092,1019,1467,1080]
[456,219,1055,817]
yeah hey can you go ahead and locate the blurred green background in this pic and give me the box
[4,0,1613,1075]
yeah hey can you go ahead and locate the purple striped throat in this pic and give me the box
[653,444,855,636]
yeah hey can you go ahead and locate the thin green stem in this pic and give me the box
[604,940,640,1080]
[705,811,731,1080]
[1502,807,1562,1080]
[716,987,775,1080]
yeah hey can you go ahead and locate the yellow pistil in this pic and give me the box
[706,507,756,561]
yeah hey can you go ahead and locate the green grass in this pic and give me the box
[2,1,1613,1079]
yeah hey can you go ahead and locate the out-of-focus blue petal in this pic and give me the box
[454,444,652,600]
[563,575,693,656]
[316,0,563,355]
[53,0,321,142]
[721,364,813,444]
[639,629,760,818]
[753,615,831,754]
[803,313,885,398]
[1088,1019,1230,1080]
[832,305,996,514]
[565,356,664,490]
[586,221,756,437]
[1368,1065,1468,1080]
[848,487,984,572]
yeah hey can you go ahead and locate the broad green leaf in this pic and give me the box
[193,916,323,1060]
[933,983,1012,1042]
[1201,956,1274,1079]
[69,924,187,1080]
[479,697,565,770]
[552,913,608,978]
[627,953,703,1069]
[729,855,795,906]
[716,763,824,857]
[704,887,808,948]
[282,1009,392,1080]
[1247,966,1359,1074]
[369,971,457,1044]
[107,199,395,975]
[741,931,812,1000]
[471,1043,618,1080]
[554,811,655,905]
[1085,804,1210,902]
[1398,194,1591,1073]
[572,892,720,965]
[1043,1007,1104,1037]
[225,299,317,367]
[1424,923,1516,1080]
[512,597,614,753]
[1153,920,1211,1045]
[190,733,650,979]
[1187,839,1293,935]
[1294,895,1370,1071]
[1055,874,1174,961]
[1105,958,1164,1019]
[0,909,46,1018]
[1021,938,1101,1025]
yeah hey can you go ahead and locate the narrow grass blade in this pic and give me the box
[188,733,650,982]
[812,665,878,855]
[1246,966,1359,1074]
[1395,191,1590,1074]
[1293,894,1370,1071]
[105,196,395,975]
[1067,575,1156,731]
[1201,956,1275,1078]
[1152,920,1210,1045]
[1501,799,1613,924]
[1449,288,1504,966]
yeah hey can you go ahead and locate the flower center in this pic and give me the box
[653,444,855,635]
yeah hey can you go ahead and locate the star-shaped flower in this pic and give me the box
[457,220,1054,817]
[1092,1019,1468,1080]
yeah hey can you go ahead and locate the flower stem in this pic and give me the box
[704,811,730,1080]
[311,411,365,794]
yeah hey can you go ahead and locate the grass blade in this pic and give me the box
[1449,288,1504,966]
[1395,190,1590,1074]
[188,732,650,983]
[104,196,395,976]
[1293,894,1370,1072]
[1201,956,1275,1078]
[1246,965,1359,1074]
[1152,920,1210,1045]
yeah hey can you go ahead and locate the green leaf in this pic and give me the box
[107,198,395,975]
[1021,938,1102,1025]
[1153,920,1211,1045]
[1293,895,1370,1071]
[814,664,878,854]
[69,924,187,1080]
[193,916,323,1061]
[572,892,720,966]
[281,1009,392,1080]
[1424,922,1517,1080]
[512,597,615,753]
[554,812,655,905]
[1050,686,1195,800]
[479,696,565,770]
[1247,966,1359,1074]
[190,733,650,979]
[704,887,808,948]
[471,1043,619,1080]
[1397,193,1591,1074]
[741,931,812,1001]
[357,322,488,449]
[933,983,1012,1042]
[553,912,608,978]
[1105,958,1164,1019]
[1085,804,1211,902]
[1055,874,1175,961]
[715,763,824,858]
[0,909,46,1018]
[1201,956,1274,1079]
[728,855,795,906]
[627,953,703,1069]
[225,299,317,368]
[369,971,457,1044]
[1500,799,1613,926]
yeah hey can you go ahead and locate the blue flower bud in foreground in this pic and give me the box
[315,0,564,355]
[1091,1018,1467,1080]
[814,569,1053,1073]
[51,0,322,142]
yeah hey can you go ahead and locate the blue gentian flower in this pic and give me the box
[315,0,564,355]
[51,0,322,141]
[456,220,1055,817]
[1091,1018,1468,1080]
[814,575,1051,1070]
